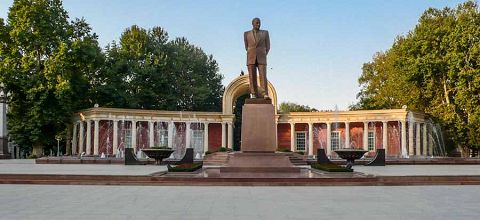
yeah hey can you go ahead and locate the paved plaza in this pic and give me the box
[0,159,166,175]
[0,184,479,220]
[1,160,480,219]
[354,164,480,176]
[2,159,480,177]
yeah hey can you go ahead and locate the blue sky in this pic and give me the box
[0,0,467,110]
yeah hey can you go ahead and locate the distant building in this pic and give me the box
[72,75,434,159]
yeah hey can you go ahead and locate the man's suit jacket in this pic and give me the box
[244,30,270,65]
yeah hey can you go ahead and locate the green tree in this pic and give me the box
[354,1,480,154]
[92,25,223,111]
[279,102,318,113]
[0,0,103,155]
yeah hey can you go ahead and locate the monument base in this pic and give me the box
[241,101,276,152]
[220,100,300,173]
[220,152,300,173]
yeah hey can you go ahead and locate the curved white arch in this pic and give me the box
[222,75,278,115]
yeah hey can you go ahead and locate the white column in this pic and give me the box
[363,122,369,151]
[185,122,191,148]
[408,121,414,156]
[422,123,428,156]
[290,122,295,152]
[131,120,137,153]
[275,121,278,150]
[221,122,226,148]
[428,124,433,156]
[227,122,233,150]
[308,122,314,156]
[345,122,350,149]
[72,122,78,155]
[382,121,388,155]
[203,122,209,153]
[86,120,92,155]
[401,120,407,157]
[168,121,174,148]
[93,120,99,155]
[148,121,154,148]
[112,120,118,155]
[415,123,421,156]
[326,122,332,156]
[79,122,85,154]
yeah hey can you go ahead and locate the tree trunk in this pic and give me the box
[32,144,43,157]
[66,123,72,155]
[443,78,450,105]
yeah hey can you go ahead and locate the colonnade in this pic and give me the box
[71,117,432,158]
[284,120,432,158]
[71,119,234,156]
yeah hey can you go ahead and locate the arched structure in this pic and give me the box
[222,75,278,115]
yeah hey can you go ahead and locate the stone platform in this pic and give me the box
[3,161,480,186]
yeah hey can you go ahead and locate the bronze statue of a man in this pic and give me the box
[244,17,270,99]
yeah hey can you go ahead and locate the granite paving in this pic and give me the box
[0,184,478,220]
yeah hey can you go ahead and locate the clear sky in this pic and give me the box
[0,0,467,110]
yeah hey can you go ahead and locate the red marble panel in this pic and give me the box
[277,123,290,150]
[208,123,222,152]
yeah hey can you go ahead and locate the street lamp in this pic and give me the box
[55,135,62,157]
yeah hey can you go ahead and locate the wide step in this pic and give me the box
[288,153,308,166]
[203,152,229,166]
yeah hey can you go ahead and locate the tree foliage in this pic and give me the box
[91,25,223,111]
[0,0,103,154]
[1,1,224,155]
[353,1,480,152]
[279,102,318,113]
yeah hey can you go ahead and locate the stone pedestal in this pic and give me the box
[240,100,276,152]
[0,137,9,159]
[221,99,299,173]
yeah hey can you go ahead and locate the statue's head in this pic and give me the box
[251,17,261,31]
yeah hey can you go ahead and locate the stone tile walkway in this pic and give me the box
[0,159,165,176]
[355,165,480,176]
[0,184,478,220]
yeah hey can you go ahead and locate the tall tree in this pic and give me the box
[354,1,480,154]
[0,0,103,155]
[279,102,318,113]
[92,25,223,111]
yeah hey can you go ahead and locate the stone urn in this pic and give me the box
[142,148,174,165]
[334,149,368,169]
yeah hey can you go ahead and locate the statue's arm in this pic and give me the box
[244,32,248,51]
[265,31,270,54]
